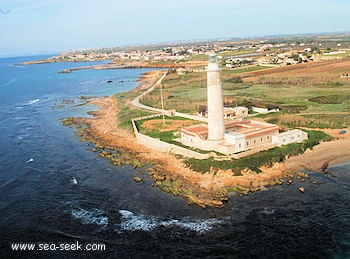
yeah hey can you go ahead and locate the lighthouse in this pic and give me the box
[206,53,225,141]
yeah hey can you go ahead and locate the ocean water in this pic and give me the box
[0,56,349,258]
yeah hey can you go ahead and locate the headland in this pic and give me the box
[63,69,350,208]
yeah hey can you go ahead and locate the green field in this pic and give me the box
[113,91,157,131]
[320,50,350,58]
[138,66,350,127]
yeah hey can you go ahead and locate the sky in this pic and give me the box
[1,0,350,57]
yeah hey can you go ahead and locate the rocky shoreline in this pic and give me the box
[62,71,350,208]
[22,59,207,74]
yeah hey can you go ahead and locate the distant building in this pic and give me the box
[252,106,279,114]
[199,107,248,119]
[272,129,308,146]
[224,107,248,118]
[341,72,350,79]
[176,67,188,75]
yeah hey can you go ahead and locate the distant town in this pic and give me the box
[26,33,350,71]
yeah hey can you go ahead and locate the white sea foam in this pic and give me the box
[71,208,108,228]
[26,99,40,105]
[70,208,221,233]
[70,177,78,185]
[119,209,134,218]
[119,210,158,231]
[14,65,26,69]
[261,207,276,215]
[118,209,221,233]
[13,116,27,120]
[26,158,34,163]
[172,219,220,232]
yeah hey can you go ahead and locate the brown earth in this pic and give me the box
[141,119,196,132]
[133,70,164,91]
[284,128,350,172]
[108,60,207,69]
[243,58,350,82]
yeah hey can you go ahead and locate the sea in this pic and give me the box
[0,55,349,258]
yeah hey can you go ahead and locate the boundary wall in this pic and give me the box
[131,115,210,159]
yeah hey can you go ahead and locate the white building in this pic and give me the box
[180,120,280,154]
[224,107,249,119]
[252,106,279,114]
[272,129,308,146]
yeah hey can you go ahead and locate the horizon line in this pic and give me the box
[2,31,350,58]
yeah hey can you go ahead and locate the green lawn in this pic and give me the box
[222,83,350,113]
[114,91,157,131]
[222,65,272,75]
[320,50,350,58]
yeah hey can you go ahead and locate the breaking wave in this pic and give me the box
[70,208,221,234]
[25,99,40,105]
[261,207,276,215]
[71,208,108,228]
[118,209,221,233]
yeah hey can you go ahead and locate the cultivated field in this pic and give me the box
[139,58,350,129]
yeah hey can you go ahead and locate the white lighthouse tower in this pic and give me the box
[206,53,225,141]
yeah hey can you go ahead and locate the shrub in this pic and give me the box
[308,95,349,104]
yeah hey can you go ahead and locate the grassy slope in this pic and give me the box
[138,60,350,128]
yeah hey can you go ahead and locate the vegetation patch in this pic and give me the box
[61,117,88,130]
[281,105,308,113]
[316,81,345,88]
[137,67,350,118]
[257,76,315,85]
[134,116,224,155]
[269,114,350,129]
[183,130,333,174]
[221,65,271,75]
[222,82,251,90]
[114,93,156,131]
[308,95,350,104]
[154,179,192,197]
[135,116,197,143]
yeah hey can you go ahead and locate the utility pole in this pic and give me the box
[160,83,165,124]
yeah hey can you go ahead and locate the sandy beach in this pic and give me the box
[65,71,350,208]
[284,129,350,171]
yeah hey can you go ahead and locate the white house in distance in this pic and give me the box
[199,106,248,119]
[224,107,249,119]
[179,53,308,155]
